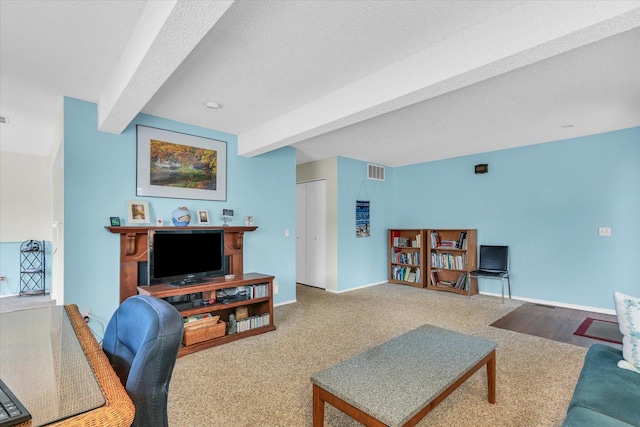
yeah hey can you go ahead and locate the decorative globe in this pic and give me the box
[172,207,191,226]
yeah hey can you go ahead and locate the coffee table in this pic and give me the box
[311,324,497,427]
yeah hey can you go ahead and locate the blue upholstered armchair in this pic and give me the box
[103,295,184,427]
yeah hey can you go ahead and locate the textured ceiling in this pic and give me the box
[1,1,639,167]
[143,1,522,134]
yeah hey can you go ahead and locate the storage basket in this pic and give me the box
[183,316,225,346]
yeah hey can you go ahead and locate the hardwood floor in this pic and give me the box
[491,302,623,350]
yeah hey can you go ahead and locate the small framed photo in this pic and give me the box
[127,200,150,224]
[110,217,121,227]
[197,209,210,224]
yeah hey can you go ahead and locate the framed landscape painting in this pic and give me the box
[136,125,227,201]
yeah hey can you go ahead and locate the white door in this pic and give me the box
[296,180,327,289]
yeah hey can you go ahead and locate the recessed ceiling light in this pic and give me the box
[561,124,574,128]
[205,102,221,109]
[0,116,8,124]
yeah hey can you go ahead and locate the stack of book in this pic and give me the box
[392,251,420,265]
[392,266,421,283]
[430,252,467,270]
[243,283,269,299]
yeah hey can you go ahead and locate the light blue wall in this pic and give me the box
[336,157,394,290]
[0,241,52,296]
[63,98,296,326]
[63,94,637,318]
[390,127,640,310]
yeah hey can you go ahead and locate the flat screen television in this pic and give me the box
[148,229,225,286]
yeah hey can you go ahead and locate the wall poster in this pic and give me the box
[356,200,370,238]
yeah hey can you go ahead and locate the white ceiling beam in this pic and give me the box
[97,0,234,134]
[238,1,640,158]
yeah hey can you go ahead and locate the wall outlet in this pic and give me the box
[81,309,91,323]
[0,275,6,281]
[273,280,279,295]
[598,227,611,237]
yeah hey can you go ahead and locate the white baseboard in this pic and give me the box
[290,283,617,315]
[274,298,297,307]
[478,291,616,315]
[325,281,387,294]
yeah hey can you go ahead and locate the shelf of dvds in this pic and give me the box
[388,229,426,288]
[427,229,477,296]
[138,272,275,357]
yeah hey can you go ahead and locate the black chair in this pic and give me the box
[103,295,184,427]
[469,245,511,303]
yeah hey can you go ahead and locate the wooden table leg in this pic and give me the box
[487,349,496,404]
[313,384,325,427]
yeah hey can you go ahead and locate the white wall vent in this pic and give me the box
[367,164,385,181]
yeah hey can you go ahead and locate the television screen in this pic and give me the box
[148,229,224,286]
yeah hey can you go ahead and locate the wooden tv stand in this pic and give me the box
[138,273,275,357]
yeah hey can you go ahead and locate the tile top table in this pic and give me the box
[311,324,498,427]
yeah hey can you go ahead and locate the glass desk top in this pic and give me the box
[0,306,105,426]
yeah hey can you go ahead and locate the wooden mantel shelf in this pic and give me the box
[106,225,257,256]
[106,225,258,303]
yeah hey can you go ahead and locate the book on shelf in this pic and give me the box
[430,252,467,270]
[439,240,458,248]
[454,273,465,289]
[391,265,420,283]
[412,232,421,248]
[430,271,440,287]
[236,313,270,333]
[393,237,411,247]
[392,251,420,265]
[430,231,468,250]
[430,232,440,248]
[454,273,467,290]
[458,231,467,250]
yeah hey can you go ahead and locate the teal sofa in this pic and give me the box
[563,344,640,426]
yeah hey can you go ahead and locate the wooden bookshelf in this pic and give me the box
[426,229,477,296]
[388,229,426,288]
[388,228,478,296]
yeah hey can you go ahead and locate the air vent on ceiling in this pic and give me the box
[0,116,8,124]
[367,164,385,181]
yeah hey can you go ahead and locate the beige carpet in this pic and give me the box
[168,283,586,426]
[0,294,55,313]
